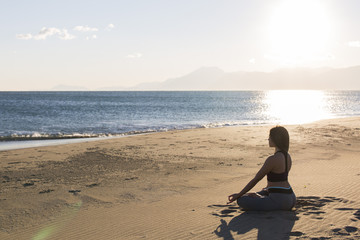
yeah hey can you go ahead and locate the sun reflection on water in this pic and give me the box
[264,90,332,124]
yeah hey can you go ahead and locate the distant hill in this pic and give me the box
[49,65,360,91]
[51,85,89,91]
[131,65,360,90]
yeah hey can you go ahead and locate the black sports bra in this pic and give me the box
[267,151,288,182]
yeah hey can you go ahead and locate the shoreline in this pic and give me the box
[0,115,357,152]
[1,116,359,239]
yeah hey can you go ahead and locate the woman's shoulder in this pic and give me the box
[271,151,291,160]
[272,152,292,164]
[266,151,291,162]
[265,154,277,164]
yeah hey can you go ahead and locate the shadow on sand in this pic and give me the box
[213,208,298,240]
[211,196,357,240]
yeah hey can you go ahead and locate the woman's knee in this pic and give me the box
[237,196,255,210]
[272,194,296,210]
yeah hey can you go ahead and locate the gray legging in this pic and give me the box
[237,190,296,211]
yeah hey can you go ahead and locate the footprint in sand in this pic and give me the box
[289,231,304,237]
[124,177,139,181]
[69,190,81,195]
[335,207,360,221]
[2,176,10,183]
[354,210,360,220]
[331,226,359,237]
[294,196,354,221]
[23,182,35,187]
[39,189,54,194]
[86,183,100,188]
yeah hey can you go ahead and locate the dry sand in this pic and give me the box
[0,117,360,239]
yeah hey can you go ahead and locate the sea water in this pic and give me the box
[0,91,359,149]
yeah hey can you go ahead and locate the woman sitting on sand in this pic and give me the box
[227,126,296,211]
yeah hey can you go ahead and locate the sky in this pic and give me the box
[1,0,360,90]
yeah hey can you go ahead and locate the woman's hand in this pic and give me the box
[227,193,241,204]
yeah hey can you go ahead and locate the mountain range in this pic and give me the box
[52,65,360,91]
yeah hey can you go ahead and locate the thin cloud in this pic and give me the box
[127,53,142,58]
[105,23,115,31]
[33,27,61,40]
[16,33,32,40]
[16,27,75,40]
[348,41,360,48]
[73,26,98,32]
[86,35,97,40]
[59,29,76,40]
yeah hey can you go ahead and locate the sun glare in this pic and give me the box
[264,90,331,124]
[266,0,333,66]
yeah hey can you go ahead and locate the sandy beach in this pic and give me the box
[1,117,360,239]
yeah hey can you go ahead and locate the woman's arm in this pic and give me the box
[227,156,274,203]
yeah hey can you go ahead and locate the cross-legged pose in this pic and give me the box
[227,126,296,211]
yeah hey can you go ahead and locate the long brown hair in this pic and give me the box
[269,126,289,152]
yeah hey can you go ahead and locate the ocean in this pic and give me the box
[0,91,359,148]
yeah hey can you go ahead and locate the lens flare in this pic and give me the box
[32,201,82,240]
